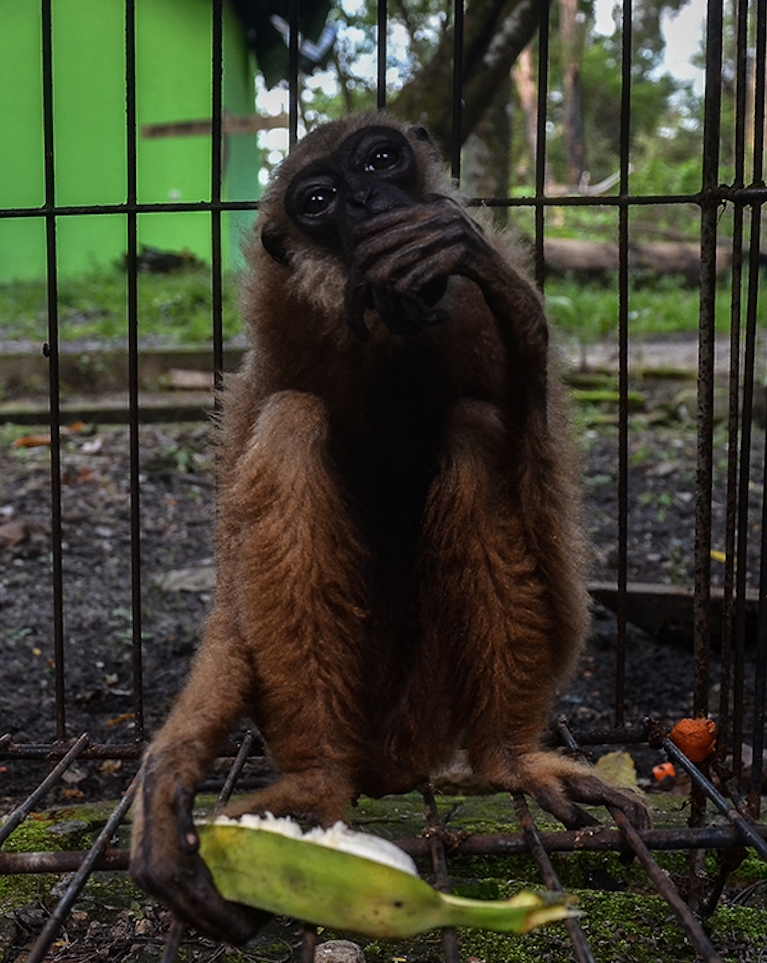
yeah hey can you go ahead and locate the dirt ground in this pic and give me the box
[0,374,763,807]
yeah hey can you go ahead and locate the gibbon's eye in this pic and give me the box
[364,144,401,173]
[302,185,338,216]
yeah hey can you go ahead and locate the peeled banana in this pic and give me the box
[197,814,575,940]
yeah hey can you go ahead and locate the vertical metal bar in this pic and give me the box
[41,0,66,742]
[694,0,723,719]
[732,0,760,783]
[211,0,224,392]
[450,0,464,181]
[749,0,767,818]
[720,0,750,767]
[533,2,551,287]
[376,0,387,110]
[288,0,299,149]
[421,787,460,963]
[301,925,318,963]
[125,0,144,742]
[513,795,596,963]
[615,0,633,728]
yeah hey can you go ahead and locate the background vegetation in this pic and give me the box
[1,0,761,349]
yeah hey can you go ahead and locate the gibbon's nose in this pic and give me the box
[346,177,411,219]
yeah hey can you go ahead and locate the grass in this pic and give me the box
[0,264,762,348]
[0,264,242,346]
[544,272,765,343]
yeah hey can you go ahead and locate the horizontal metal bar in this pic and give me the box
[1,742,144,761]
[2,184,761,222]
[0,850,130,874]
[1,739,265,761]
[0,200,260,219]
[4,824,761,877]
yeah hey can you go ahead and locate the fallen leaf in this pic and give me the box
[61,788,84,801]
[156,566,217,593]
[12,434,51,449]
[81,437,103,455]
[0,520,30,548]
[62,766,88,785]
[106,712,134,727]
[593,751,641,792]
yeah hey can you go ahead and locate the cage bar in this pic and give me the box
[0,2,766,962]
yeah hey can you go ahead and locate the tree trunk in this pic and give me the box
[560,0,586,187]
[462,74,512,224]
[389,0,549,159]
[511,44,538,184]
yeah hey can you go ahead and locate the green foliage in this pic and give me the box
[0,266,242,345]
[545,272,763,344]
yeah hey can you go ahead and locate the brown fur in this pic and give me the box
[130,114,647,943]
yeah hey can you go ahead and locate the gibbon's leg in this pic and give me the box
[217,390,370,822]
[130,612,270,944]
[131,390,371,942]
[418,399,650,830]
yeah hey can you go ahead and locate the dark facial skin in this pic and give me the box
[283,126,449,339]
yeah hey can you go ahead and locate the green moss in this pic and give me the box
[0,874,59,913]
[709,904,767,947]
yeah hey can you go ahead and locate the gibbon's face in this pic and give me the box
[283,125,422,261]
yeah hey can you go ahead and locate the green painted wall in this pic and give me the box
[0,0,260,282]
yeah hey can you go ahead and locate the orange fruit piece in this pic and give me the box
[669,717,717,763]
[652,761,676,781]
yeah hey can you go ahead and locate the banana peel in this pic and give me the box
[197,815,576,940]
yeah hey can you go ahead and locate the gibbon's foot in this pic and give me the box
[479,750,651,831]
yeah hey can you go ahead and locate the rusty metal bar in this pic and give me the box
[376,0,387,110]
[0,741,143,760]
[718,0,752,770]
[532,1,551,287]
[211,0,225,392]
[559,719,725,963]
[694,0,724,721]
[40,0,67,744]
[0,733,90,846]
[615,0,633,728]
[661,738,767,862]
[4,823,767,878]
[4,184,765,222]
[302,924,319,963]
[749,0,767,821]
[450,0,464,181]
[609,809,724,963]
[23,777,138,963]
[124,0,145,743]
[288,0,299,149]
[213,731,256,814]
[513,794,596,963]
[422,786,460,963]
[0,850,131,874]
[732,6,761,786]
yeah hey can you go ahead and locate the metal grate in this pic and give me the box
[1,1,766,961]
